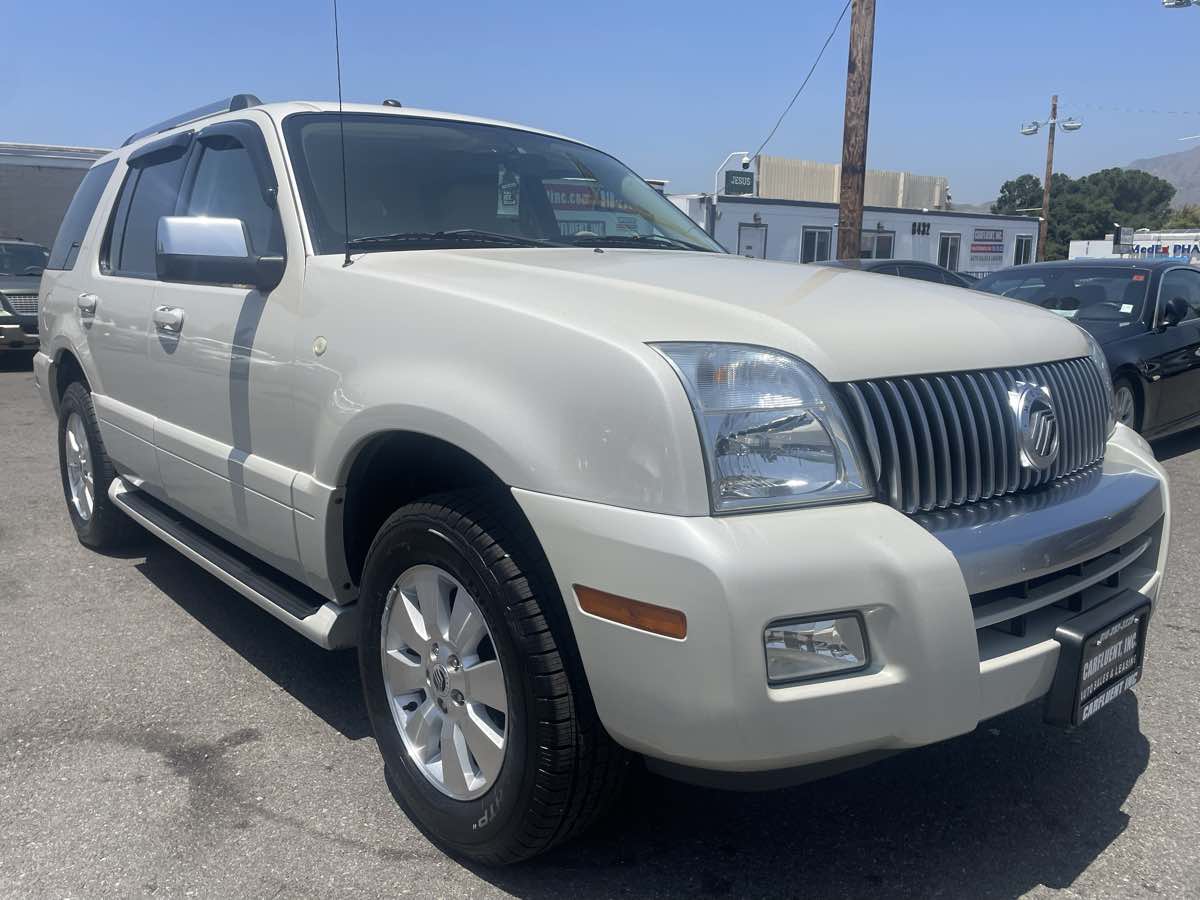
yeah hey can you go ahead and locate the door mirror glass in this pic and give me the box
[1164,296,1190,327]
[155,216,284,292]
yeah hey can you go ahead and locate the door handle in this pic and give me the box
[77,292,98,315]
[153,305,185,333]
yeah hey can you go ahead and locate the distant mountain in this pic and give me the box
[1129,144,1200,206]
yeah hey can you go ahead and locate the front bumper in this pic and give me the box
[514,424,1168,774]
[0,322,38,350]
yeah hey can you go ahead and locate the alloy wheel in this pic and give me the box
[380,564,508,800]
[63,412,95,521]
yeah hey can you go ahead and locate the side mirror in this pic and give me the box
[1163,296,1190,327]
[155,216,284,292]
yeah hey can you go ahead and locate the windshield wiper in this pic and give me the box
[346,229,566,251]
[567,234,713,252]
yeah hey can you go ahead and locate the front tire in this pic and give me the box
[56,381,138,549]
[358,491,626,864]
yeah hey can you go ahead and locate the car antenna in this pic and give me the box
[333,0,352,267]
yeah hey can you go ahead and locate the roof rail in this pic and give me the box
[121,94,263,147]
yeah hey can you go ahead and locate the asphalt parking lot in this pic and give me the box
[1,351,1199,900]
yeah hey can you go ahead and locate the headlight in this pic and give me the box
[652,343,873,513]
[1081,328,1116,438]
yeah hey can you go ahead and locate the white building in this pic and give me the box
[671,193,1039,278]
[1070,230,1200,262]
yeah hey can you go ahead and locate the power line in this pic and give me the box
[751,0,852,160]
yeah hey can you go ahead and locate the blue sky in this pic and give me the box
[2,0,1193,203]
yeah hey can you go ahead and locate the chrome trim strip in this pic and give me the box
[971,533,1152,629]
[915,461,1164,595]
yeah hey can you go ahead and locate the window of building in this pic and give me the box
[801,226,832,263]
[860,230,895,260]
[47,160,118,271]
[937,233,961,271]
[1014,234,1034,266]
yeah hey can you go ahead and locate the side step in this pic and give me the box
[109,477,358,649]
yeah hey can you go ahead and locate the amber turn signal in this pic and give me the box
[574,585,687,640]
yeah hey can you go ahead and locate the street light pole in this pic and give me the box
[713,152,751,196]
[1037,94,1058,262]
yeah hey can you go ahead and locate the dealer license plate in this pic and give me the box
[1044,591,1151,727]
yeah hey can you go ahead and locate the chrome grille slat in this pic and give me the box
[837,357,1108,515]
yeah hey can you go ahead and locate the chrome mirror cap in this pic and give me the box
[157,216,251,259]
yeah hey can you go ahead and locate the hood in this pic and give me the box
[1075,318,1144,346]
[0,275,41,296]
[343,248,1091,383]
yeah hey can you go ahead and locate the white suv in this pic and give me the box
[34,96,1170,863]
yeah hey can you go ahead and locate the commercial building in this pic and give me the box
[673,153,1039,277]
[1070,230,1200,262]
[672,193,1039,278]
[0,142,109,247]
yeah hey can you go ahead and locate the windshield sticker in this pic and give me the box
[497,166,520,218]
[1132,273,1146,281]
[1121,303,1135,314]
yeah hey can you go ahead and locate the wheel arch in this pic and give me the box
[50,347,89,415]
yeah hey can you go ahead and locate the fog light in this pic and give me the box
[764,614,868,684]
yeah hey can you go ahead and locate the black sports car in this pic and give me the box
[817,258,976,288]
[975,259,1200,439]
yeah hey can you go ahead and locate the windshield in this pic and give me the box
[0,242,49,276]
[283,113,722,254]
[975,266,1151,324]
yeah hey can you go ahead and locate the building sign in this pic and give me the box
[911,221,930,236]
[970,227,1005,265]
[724,170,755,195]
[1113,226,1134,255]
[1130,241,1200,259]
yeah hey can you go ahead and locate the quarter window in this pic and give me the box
[104,154,189,278]
[47,160,118,271]
[184,144,283,256]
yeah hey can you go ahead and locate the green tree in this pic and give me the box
[991,174,1043,215]
[1163,204,1200,230]
[991,168,1176,260]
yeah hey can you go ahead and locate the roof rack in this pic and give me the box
[121,94,263,147]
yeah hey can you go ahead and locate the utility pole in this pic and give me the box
[1037,94,1058,262]
[836,0,876,260]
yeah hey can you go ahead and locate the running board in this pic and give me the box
[109,477,357,649]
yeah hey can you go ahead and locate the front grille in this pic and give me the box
[837,358,1110,515]
[3,293,38,316]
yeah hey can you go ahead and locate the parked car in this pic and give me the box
[0,238,48,352]
[975,259,1200,438]
[35,96,1170,864]
[816,257,976,287]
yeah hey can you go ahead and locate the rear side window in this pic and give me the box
[104,154,188,278]
[185,144,284,256]
[46,160,117,270]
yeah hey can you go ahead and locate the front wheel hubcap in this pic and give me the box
[380,564,508,801]
[64,412,95,522]
[1115,386,1136,426]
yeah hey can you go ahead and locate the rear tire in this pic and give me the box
[57,381,139,550]
[1113,376,1141,432]
[358,490,627,864]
